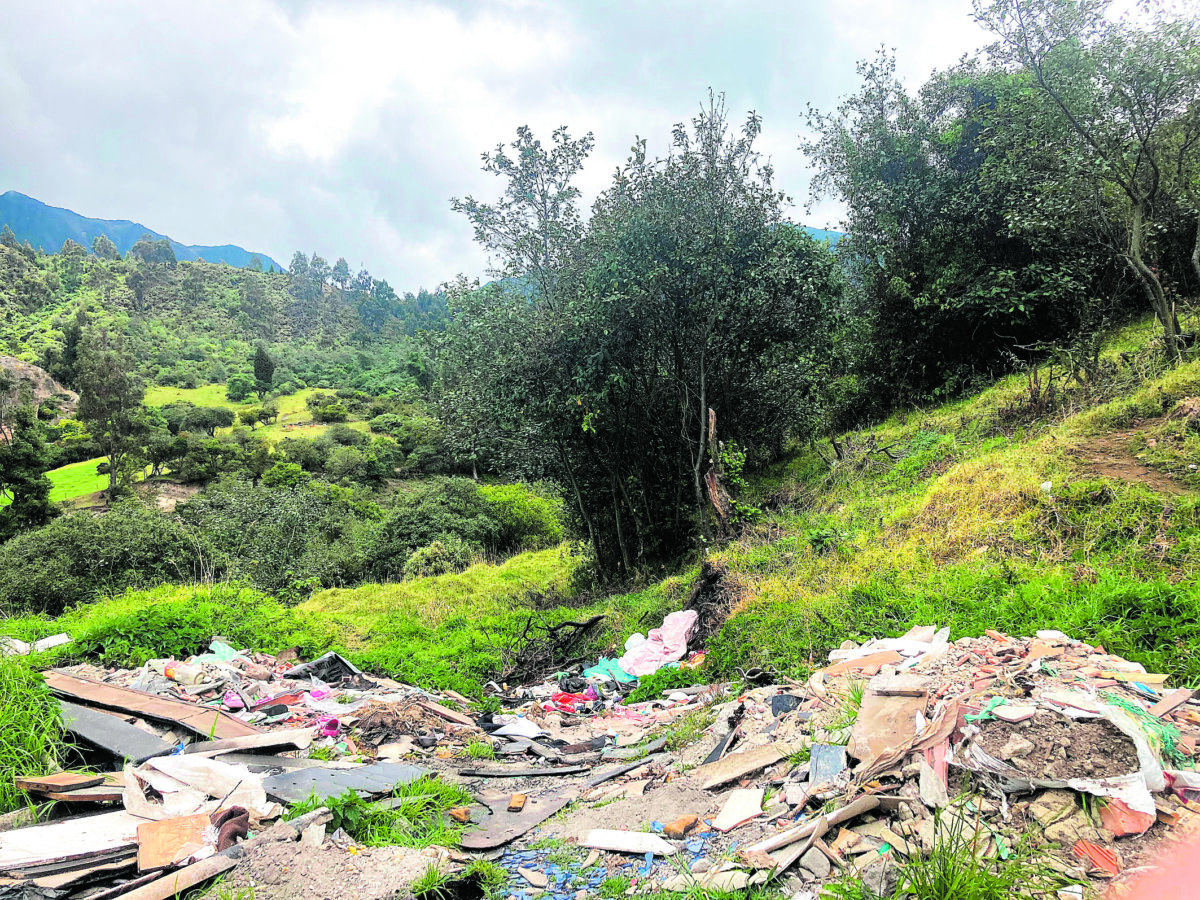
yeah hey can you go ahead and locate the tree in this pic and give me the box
[239,407,262,429]
[0,373,55,539]
[58,239,88,293]
[226,374,255,403]
[247,254,264,272]
[75,332,147,498]
[451,124,595,306]
[975,0,1200,354]
[253,346,275,399]
[182,406,235,437]
[0,225,18,250]
[92,234,120,260]
[130,233,176,267]
[333,257,350,289]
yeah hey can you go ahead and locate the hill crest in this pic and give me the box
[0,191,280,270]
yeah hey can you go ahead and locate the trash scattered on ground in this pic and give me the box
[7,616,1200,899]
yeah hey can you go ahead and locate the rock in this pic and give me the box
[859,857,899,898]
[785,782,810,806]
[575,891,588,900]
[918,760,949,808]
[799,847,831,879]
[519,867,549,889]
[700,872,749,891]
[1029,790,1078,827]
[449,807,472,823]
[664,813,701,838]
[690,858,712,874]
[999,734,1036,760]
[901,761,922,779]
[1044,810,1107,846]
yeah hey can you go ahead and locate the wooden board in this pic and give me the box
[45,783,125,803]
[1149,688,1195,718]
[457,765,589,778]
[45,670,259,740]
[59,701,173,764]
[418,700,476,727]
[137,815,211,871]
[118,854,236,900]
[0,810,144,875]
[15,772,104,793]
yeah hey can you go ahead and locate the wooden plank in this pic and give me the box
[45,784,125,803]
[1149,688,1195,718]
[15,772,104,793]
[118,854,236,900]
[418,700,476,727]
[137,815,211,871]
[184,727,314,757]
[585,755,665,788]
[58,701,172,765]
[45,670,259,739]
[0,810,144,875]
[507,793,527,812]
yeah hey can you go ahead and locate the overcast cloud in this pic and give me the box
[0,0,990,289]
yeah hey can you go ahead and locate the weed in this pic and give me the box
[546,847,579,867]
[307,745,336,762]
[657,706,718,753]
[827,679,866,732]
[0,658,65,814]
[626,665,709,704]
[598,876,631,899]
[464,860,510,898]
[412,865,452,900]
[465,740,496,760]
[285,777,471,848]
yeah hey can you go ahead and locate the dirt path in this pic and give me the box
[1067,423,1190,495]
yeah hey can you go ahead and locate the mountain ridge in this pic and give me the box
[0,190,281,270]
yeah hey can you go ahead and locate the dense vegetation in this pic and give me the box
[1,1,1199,808]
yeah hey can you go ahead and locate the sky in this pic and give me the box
[0,0,991,290]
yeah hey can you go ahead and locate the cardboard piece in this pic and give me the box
[848,689,928,770]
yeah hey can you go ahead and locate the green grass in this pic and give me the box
[0,658,65,813]
[144,383,243,409]
[1,456,113,508]
[285,777,472,848]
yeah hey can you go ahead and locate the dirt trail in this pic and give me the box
[1068,422,1190,495]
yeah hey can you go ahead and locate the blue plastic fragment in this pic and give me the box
[650,821,665,833]
[685,838,704,853]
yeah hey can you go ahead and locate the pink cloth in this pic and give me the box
[617,610,699,677]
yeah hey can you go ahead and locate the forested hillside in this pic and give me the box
[0,230,447,393]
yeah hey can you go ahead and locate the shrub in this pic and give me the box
[0,503,217,616]
[478,483,564,550]
[0,658,64,813]
[403,536,475,579]
[312,402,349,423]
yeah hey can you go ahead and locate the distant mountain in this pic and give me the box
[802,226,844,246]
[0,191,280,270]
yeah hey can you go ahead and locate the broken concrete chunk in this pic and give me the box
[998,734,1036,760]
[799,847,831,880]
[1029,790,1078,827]
[519,867,549,888]
[993,705,1037,724]
[713,788,765,832]
[918,759,949,809]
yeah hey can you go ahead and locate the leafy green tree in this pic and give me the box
[975,0,1200,354]
[0,225,17,249]
[182,406,236,437]
[239,407,262,429]
[451,124,595,305]
[0,375,55,539]
[253,345,275,400]
[226,373,256,403]
[333,257,350,289]
[130,233,176,267]
[92,234,119,260]
[75,332,148,499]
[58,239,88,293]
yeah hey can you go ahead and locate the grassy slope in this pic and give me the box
[9,318,1200,696]
[705,318,1200,683]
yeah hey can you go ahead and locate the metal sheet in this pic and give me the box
[58,702,173,764]
[262,762,430,804]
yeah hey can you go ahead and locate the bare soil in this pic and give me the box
[977,711,1140,780]
[1069,424,1189,495]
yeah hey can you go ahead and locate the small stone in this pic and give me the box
[1029,790,1077,827]
[690,858,712,874]
[449,807,472,823]
[901,761,922,779]
[799,847,831,879]
[859,857,899,897]
[519,867,548,889]
[575,891,588,900]
[999,734,1036,760]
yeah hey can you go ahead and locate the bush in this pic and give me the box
[403,536,475,579]
[0,658,64,813]
[478,483,564,550]
[312,402,349,423]
[0,503,217,616]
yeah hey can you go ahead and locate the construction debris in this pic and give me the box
[5,618,1200,899]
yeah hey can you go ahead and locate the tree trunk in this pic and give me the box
[610,480,632,574]
[1129,200,1180,358]
[555,440,603,573]
[1192,211,1200,288]
[692,352,707,512]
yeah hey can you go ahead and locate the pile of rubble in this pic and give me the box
[3,618,1200,900]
